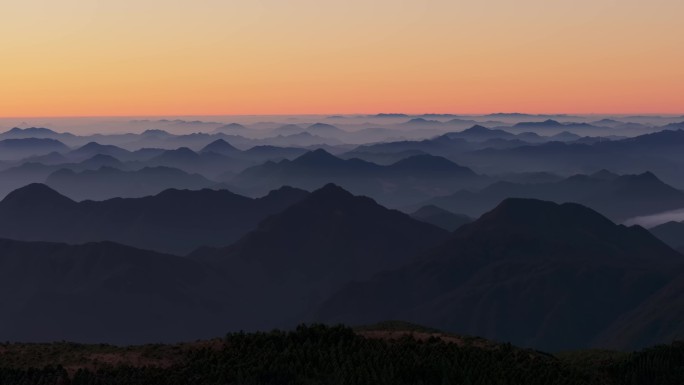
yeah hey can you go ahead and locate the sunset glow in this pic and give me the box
[2,0,683,117]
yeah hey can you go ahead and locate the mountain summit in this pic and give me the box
[317,198,684,351]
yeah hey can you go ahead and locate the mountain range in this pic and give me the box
[1,116,684,355]
[650,220,684,250]
[45,166,220,201]
[316,198,684,351]
[427,170,684,221]
[190,184,450,330]
[233,149,480,206]
[410,205,473,231]
[0,184,448,342]
[0,183,681,350]
[0,183,308,254]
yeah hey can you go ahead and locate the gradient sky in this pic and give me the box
[1,0,683,117]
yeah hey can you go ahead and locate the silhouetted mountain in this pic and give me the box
[349,136,472,159]
[373,113,409,118]
[243,149,476,178]
[150,146,201,162]
[444,118,480,126]
[316,198,684,350]
[266,131,344,146]
[513,119,564,129]
[0,127,77,143]
[340,149,428,165]
[191,184,450,330]
[451,130,684,188]
[45,166,219,200]
[0,162,59,197]
[486,113,541,118]
[0,127,85,146]
[213,122,248,133]
[140,129,173,138]
[650,221,684,250]
[428,171,684,221]
[0,237,231,344]
[200,139,240,155]
[143,147,252,179]
[241,145,308,161]
[592,118,623,126]
[2,183,76,209]
[272,124,305,135]
[411,205,472,231]
[307,123,345,136]
[0,183,308,254]
[516,131,545,142]
[549,131,582,142]
[21,151,69,165]
[401,118,442,126]
[442,125,516,142]
[78,154,124,170]
[590,168,619,180]
[389,154,476,177]
[0,138,69,160]
[234,149,479,206]
[2,126,56,136]
[68,142,131,161]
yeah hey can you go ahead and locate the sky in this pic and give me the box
[1,0,683,117]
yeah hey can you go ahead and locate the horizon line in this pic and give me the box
[1,112,683,120]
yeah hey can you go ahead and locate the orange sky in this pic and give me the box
[1,0,683,117]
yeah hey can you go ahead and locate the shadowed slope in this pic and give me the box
[192,184,450,330]
[0,183,308,254]
[316,198,684,351]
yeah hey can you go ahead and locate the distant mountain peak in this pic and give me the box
[463,124,491,133]
[1,183,74,206]
[459,198,616,238]
[308,123,337,129]
[391,154,476,176]
[158,147,200,159]
[405,118,440,125]
[260,185,310,201]
[513,119,562,128]
[223,123,246,129]
[618,171,661,184]
[79,142,108,150]
[590,169,619,180]
[392,154,453,167]
[141,129,171,136]
[201,139,239,154]
[81,154,123,165]
[311,183,354,198]
[293,148,340,164]
[5,127,57,134]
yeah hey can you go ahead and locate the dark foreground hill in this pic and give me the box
[0,238,231,344]
[0,324,681,385]
[0,185,683,352]
[0,183,308,254]
[316,198,684,351]
[191,184,450,330]
[0,185,448,343]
